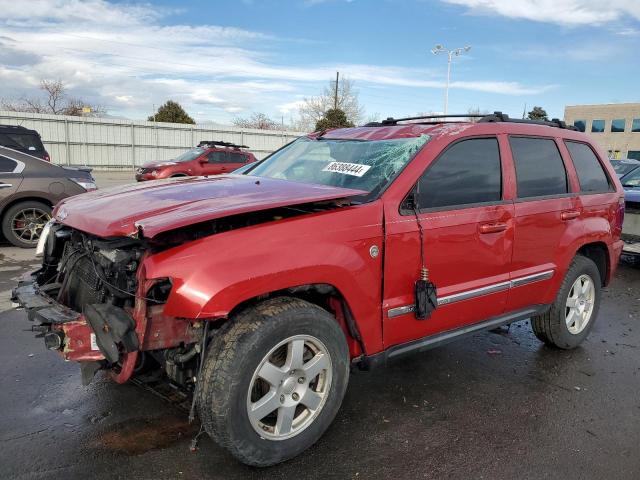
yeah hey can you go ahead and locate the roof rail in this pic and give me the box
[364,114,482,127]
[478,111,578,130]
[363,111,578,131]
[197,140,249,149]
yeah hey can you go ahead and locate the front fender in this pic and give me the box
[144,202,385,353]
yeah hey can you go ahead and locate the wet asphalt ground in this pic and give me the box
[0,172,639,479]
[0,255,638,479]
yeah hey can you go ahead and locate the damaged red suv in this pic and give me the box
[13,112,624,466]
[135,140,256,181]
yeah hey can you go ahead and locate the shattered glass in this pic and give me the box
[248,135,430,196]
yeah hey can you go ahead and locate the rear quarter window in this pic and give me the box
[510,137,568,198]
[565,141,612,192]
[0,155,18,173]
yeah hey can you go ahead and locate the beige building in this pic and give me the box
[564,103,640,160]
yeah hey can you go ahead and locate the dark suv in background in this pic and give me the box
[0,125,51,162]
[135,140,256,181]
[0,146,95,247]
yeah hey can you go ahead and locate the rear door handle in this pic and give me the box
[561,210,580,221]
[479,222,508,234]
[0,183,12,189]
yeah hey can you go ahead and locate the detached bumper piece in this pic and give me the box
[84,304,139,363]
[12,276,136,368]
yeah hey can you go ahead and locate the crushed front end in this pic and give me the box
[12,221,203,386]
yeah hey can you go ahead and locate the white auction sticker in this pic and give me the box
[90,333,99,351]
[323,161,371,177]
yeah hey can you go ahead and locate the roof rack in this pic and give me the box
[364,114,479,127]
[197,140,249,149]
[364,111,577,131]
[478,111,577,130]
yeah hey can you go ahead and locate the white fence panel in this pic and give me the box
[0,111,305,170]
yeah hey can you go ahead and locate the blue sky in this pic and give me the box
[1,0,639,126]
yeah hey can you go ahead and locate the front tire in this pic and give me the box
[531,255,601,349]
[197,297,349,466]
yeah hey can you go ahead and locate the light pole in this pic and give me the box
[431,44,471,115]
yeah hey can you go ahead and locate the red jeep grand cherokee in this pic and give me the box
[14,112,624,466]
[135,140,256,181]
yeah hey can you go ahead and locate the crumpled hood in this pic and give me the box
[53,174,366,239]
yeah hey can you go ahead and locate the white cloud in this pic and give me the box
[278,100,307,114]
[0,0,552,122]
[441,0,640,26]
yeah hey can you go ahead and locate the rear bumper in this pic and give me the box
[608,240,625,282]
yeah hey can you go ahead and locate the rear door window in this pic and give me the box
[565,141,612,192]
[414,137,502,210]
[510,137,568,198]
[207,151,227,163]
[228,152,246,163]
[0,155,18,173]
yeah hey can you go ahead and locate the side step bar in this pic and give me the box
[356,305,548,370]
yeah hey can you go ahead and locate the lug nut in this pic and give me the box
[280,395,285,403]
[297,377,305,384]
[292,393,299,401]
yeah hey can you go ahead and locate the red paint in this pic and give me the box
[135,146,256,181]
[50,120,624,367]
[52,175,366,238]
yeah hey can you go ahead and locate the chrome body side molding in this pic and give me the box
[387,270,554,318]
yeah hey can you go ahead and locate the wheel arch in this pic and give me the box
[576,241,609,286]
[226,283,366,359]
[0,196,53,220]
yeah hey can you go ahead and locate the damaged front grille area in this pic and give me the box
[36,225,145,313]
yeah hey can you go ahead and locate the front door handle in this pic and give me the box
[0,183,12,189]
[479,222,508,234]
[561,210,580,221]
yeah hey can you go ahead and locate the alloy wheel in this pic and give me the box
[246,334,332,441]
[11,208,51,245]
[565,274,595,335]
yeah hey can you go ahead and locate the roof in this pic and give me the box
[0,124,40,135]
[310,112,580,142]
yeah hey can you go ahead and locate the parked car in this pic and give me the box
[0,146,95,247]
[619,164,640,205]
[610,158,640,178]
[14,112,624,466]
[0,125,51,162]
[135,140,256,181]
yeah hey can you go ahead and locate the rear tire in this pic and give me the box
[197,297,349,467]
[1,201,52,248]
[531,255,601,349]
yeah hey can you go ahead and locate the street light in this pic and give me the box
[431,44,471,115]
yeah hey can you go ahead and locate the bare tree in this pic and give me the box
[232,112,281,130]
[466,107,490,123]
[297,77,364,131]
[1,79,105,117]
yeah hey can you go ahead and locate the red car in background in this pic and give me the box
[135,140,256,181]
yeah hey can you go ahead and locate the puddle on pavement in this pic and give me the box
[94,416,199,455]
